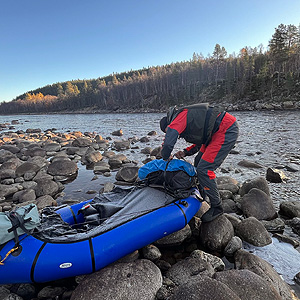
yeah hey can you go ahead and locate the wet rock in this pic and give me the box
[15,283,36,300]
[34,179,59,197]
[142,244,162,262]
[155,225,192,247]
[214,269,282,300]
[166,256,215,286]
[219,190,233,200]
[0,184,20,198]
[169,276,241,300]
[234,249,292,300]
[102,151,116,158]
[15,162,41,177]
[241,188,277,220]
[94,161,111,173]
[71,260,162,300]
[72,137,92,147]
[216,176,239,186]
[113,140,130,151]
[115,166,139,183]
[84,150,103,165]
[0,157,22,171]
[224,236,243,257]
[261,218,285,233]
[24,147,46,157]
[0,168,16,180]
[286,217,300,235]
[235,217,272,246]
[14,188,36,203]
[279,201,300,218]
[0,149,17,163]
[0,144,20,154]
[190,250,225,271]
[222,199,238,213]
[239,176,270,196]
[199,215,234,252]
[237,159,264,169]
[36,195,57,210]
[273,233,299,247]
[43,142,61,152]
[150,147,162,158]
[25,128,41,133]
[285,163,299,172]
[266,167,288,183]
[112,129,123,136]
[47,160,78,177]
[141,147,152,154]
[140,136,150,143]
[108,158,123,169]
[147,130,157,136]
[37,286,67,299]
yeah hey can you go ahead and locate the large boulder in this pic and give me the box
[72,137,92,147]
[169,276,241,300]
[15,162,41,177]
[155,225,192,247]
[279,201,300,219]
[199,215,234,252]
[214,269,282,300]
[34,179,59,197]
[234,250,293,300]
[47,160,78,177]
[115,166,139,183]
[239,177,270,196]
[166,256,214,285]
[241,188,277,220]
[70,259,162,300]
[235,217,272,246]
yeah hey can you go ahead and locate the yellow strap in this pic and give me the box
[0,247,19,265]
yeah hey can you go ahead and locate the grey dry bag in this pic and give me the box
[0,204,40,245]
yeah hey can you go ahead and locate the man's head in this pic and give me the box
[160,116,168,133]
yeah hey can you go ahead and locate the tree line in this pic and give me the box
[0,23,299,114]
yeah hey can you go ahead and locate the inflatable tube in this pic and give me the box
[0,191,201,284]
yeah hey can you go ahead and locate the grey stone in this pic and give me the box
[142,244,162,262]
[169,276,241,300]
[36,195,57,210]
[72,137,92,147]
[235,249,293,300]
[70,260,162,300]
[34,179,59,197]
[47,160,78,176]
[199,215,234,252]
[15,162,40,177]
[214,269,282,300]
[166,256,215,286]
[237,159,264,169]
[239,176,270,196]
[115,166,139,183]
[261,218,285,233]
[155,225,191,247]
[190,250,225,271]
[241,188,277,220]
[224,236,243,256]
[279,201,300,219]
[235,217,272,246]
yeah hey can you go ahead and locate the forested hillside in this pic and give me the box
[1,23,299,114]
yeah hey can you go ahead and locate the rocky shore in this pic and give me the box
[0,120,300,300]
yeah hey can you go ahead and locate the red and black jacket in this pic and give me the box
[161,103,224,160]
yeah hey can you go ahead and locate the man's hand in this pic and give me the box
[174,151,185,159]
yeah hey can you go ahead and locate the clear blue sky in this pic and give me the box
[0,0,299,102]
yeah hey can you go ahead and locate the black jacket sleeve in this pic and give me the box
[161,127,179,160]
